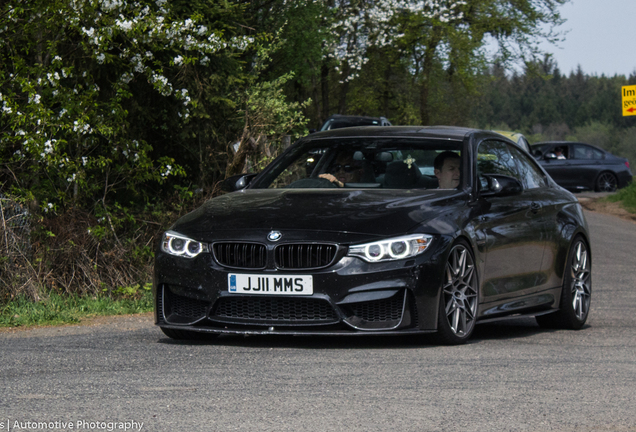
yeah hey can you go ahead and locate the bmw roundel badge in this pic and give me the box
[267,230,282,242]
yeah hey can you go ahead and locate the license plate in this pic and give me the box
[228,274,313,295]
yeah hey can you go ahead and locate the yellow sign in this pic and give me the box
[623,85,636,116]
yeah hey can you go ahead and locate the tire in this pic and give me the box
[433,240,479,345]
[536,237,591,329]
[160,327,219,341]
[594,172,618,192]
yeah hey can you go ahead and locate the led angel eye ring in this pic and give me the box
[365,243,384,261]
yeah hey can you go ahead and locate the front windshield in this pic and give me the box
[252,138,463,190]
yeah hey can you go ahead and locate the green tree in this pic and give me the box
[402,0,568,125]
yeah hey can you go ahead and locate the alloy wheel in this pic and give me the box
[442,244,478,337]
[570,241,591,321]
[596,172,617,192]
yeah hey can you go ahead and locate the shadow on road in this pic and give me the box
[154,317,589,349]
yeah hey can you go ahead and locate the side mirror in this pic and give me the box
[221,173,258,192]
[480,174,523,198]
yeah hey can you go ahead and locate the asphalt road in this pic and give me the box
[1,210,635,432]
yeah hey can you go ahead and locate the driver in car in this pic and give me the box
[319,152,363,187]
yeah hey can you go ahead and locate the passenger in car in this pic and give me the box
[434,151,461,189]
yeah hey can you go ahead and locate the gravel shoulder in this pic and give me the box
[0,312,154,335]
[577,192,636,224]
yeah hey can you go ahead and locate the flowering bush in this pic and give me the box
[0,0,261,299]
[0,0,253,214]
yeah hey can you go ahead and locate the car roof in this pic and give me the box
[326,114,388,121]
[492,130,522,141]
[532,141,603,149]
[533,141,586,145]
[307,125,479,141]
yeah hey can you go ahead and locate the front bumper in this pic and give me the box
[153,237,451,336]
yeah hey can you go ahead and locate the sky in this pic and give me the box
[538,0,636,77]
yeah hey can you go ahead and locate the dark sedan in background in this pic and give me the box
[532,141,632,192]
[154,127,592,345]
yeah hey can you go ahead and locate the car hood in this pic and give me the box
[171,188,466,242]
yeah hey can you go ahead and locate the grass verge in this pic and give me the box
[606,180,636,213]
[0,290,153,328]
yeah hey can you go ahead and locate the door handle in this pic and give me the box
[530,202,542,213]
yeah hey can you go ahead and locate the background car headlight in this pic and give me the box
[347,234,433,262]
[161,231,209,258]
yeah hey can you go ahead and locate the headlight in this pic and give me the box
[347,234,433,263]
[161,231,209,258]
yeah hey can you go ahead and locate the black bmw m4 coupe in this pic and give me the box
[154,126,592,344]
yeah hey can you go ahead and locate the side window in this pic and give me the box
[508,146,548,189]
[477,140,521,189]
[573,144,603,160]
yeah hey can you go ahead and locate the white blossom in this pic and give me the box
[73,121,91,134]
[116,19,134,31]
[44,140,54,154]
[179,89,191,106]
[41,139,55,158]
[161,164,172,177]
[120,72,133,84]
[101,0,124,12]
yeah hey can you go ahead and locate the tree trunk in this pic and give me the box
[419,28,442,125]
[338,77,349,114]
[382,55,392,116]
[225,122,256,178]
[338,62,351,114]
[321,62,330,120]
